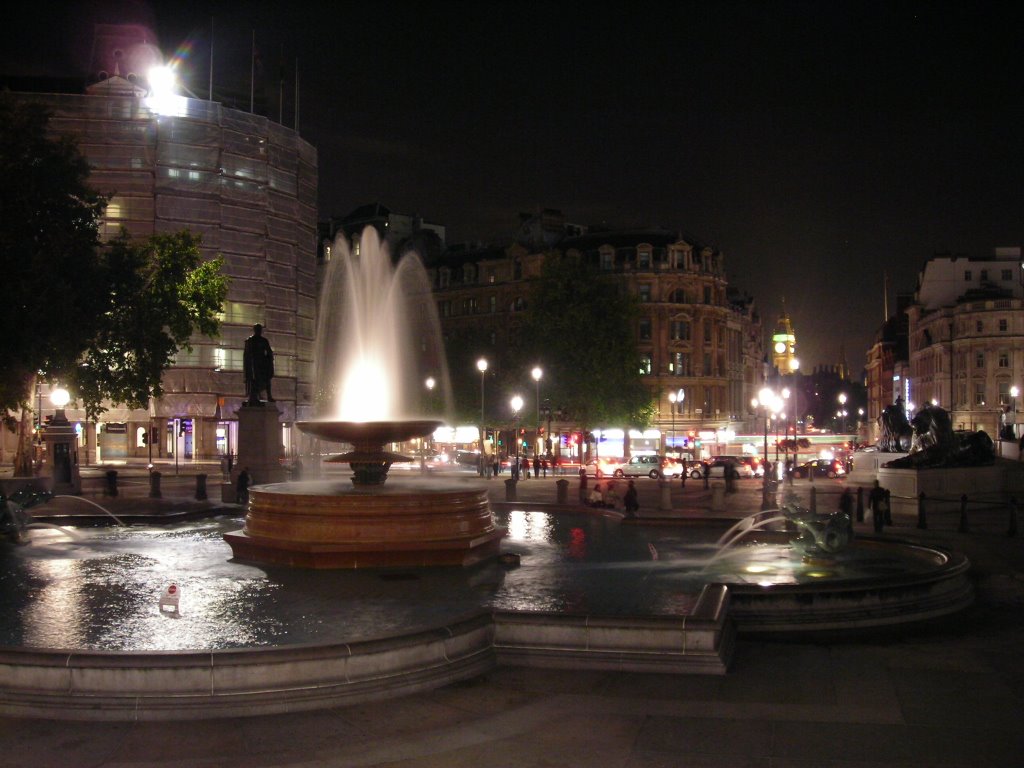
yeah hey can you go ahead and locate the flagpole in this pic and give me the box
[250,30,255,113]
[208,18,214,100]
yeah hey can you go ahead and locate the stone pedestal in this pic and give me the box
[42,413,81,494]
[233,404,286,487]
[877,460,1024,519]
[847,449,908,487]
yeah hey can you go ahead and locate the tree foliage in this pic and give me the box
[72,230,229,420]
[0,92,108,417]
[513,251,655,430]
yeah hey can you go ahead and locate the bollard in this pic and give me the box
[958,494,969,533]
[1009,497,1018,537]
[505,477,517,502]
[149,470,162,499]
[578,470,588,504]
[856,486,864,522]
[195,473,208,501]
[917,491,927,529]
[659,479,672,511]
[104,469,118,497]
[809,485,817,513]
[556,478,569,504]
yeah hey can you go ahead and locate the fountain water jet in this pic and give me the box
[224,228,504,568]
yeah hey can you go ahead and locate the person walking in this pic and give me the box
[533,455,541,480]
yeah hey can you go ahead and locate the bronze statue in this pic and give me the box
[243,324,275,406]
[884,403,994,469]
[878,397,912,452]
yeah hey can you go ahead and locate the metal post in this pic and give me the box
[958,493,969,533]
[810,485,817,513]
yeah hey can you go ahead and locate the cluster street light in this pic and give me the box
[752,387,783,508]
[477,358,488,476]
[1011,385,1020,441]
[667,389,683,457]
[510,395,523,479]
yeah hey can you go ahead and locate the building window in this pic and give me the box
[489,295,497,313]
[638,250,651,270]
[670,320,690,340]
[999,318,1008,332]
[639,284,651,302]
[601,252,614,271]
[513,260,523,280]
[981,269,988,281]
[511,297,526,312]
[976,320,984,333]
[1002,269,1012,281]
[438,268,450,288]
[639,318,652,340]
[976,351,985,368]
[639,355,652,375]
[999,351,1009,368]
[965,270,972,281]
[703,322,712,343]
[462,297,477,314]
[703,286,712,304]
[438,300,451,318]
[999,381,1011,406]
[975,381,986,406]
[703,352,712,374]
[671,352,689,376]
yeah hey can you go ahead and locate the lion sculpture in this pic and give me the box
[884,404,994,469]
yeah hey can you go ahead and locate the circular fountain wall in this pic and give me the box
[224,478,504,568]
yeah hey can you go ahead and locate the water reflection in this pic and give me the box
[0,510,938,652]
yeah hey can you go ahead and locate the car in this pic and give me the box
[691,457,753,480]
[612,454,683,480]
[584,457,621,478]
[737,456,764,477]
[792,458,846,479]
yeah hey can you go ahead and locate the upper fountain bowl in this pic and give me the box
[296,419,442,446]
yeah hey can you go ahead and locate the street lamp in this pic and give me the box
[475,360,487,475]
[422,377,436,472]
[788,358,800,481]
[838,393,848,434]
[1011,386,1020,441]
[668,390,678,456]
[510,394,523,479]
[531,366,543,455]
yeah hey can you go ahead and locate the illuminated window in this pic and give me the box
[639,355,652,375]
[999,351,1009,368]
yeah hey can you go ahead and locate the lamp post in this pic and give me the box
[788,358,800,480]
[477,358,488,476]
[753,387,775,510]
[1011,385,1019,441]
[531,366,543,456]
[422,377,436,472]
[668,391,678,456]
[510,394,523,480]
[838,393,848,434]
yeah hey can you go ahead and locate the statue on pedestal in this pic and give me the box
[243,324,275,406]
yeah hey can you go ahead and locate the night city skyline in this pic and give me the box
[3,1,1022,371]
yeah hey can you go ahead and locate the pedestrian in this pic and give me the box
[236,467,251,506]
[493,457,500,477]
[623,480,639,518]
[869,479,886,532]
[588,483,604,507]
[292,456,303,480]
[838,486,853,519]
[521,456,529,479]
[542,458,548,478]
[533,455,540,479]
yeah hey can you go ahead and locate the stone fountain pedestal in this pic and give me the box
[232,404,286,488]
[224,419,505,569]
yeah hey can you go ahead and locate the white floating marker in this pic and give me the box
[159,583,181,614]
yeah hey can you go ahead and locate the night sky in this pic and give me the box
[4,1,1023,373]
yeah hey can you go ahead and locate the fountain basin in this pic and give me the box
[224,479,505,568]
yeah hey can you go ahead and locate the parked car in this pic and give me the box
[792,458,846,479]
[690,456,756,480]
[612,454,683,480]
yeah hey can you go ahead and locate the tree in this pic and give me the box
[513,251,654,444]
[71,230,228,421]
[0,93,108,474]
[0,93,229,473]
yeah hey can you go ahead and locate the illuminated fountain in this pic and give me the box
[224,228,504,568]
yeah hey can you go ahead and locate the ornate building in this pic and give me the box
[904,250,1024,438]
[423,211,764,458]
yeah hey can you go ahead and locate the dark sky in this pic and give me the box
[4,1,1023,372]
